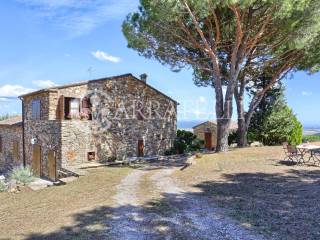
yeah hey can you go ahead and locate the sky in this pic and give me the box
[0,0,319,127]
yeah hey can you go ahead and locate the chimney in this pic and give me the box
[140,73,148,83]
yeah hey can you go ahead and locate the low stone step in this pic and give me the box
[59,176,78,184]
[28,178,54,191]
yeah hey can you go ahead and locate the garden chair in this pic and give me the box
[282,142,289,160]
[285,144,304,164]
[311,149,320,165]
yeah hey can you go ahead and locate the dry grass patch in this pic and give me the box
[174,146,320,240]
[0,167,131,240]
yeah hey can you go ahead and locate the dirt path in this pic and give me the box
[107,166,266,240]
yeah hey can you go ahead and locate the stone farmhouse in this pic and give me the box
[0,74,177,180]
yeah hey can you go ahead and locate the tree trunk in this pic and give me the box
[235,95,248,147]
[216,118,230,152]
[237,118,248,147]
[235,92,265,148]
[235,84,248,147]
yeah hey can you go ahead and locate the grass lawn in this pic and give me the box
[174,145,320,240]
[0,167,131,240]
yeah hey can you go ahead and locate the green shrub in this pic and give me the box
[189,139,204,151]
[107,156,117,162]
[164,149,174,156]
[173,139,187,154]
[166,130,202,155]
[288,118,303,145]
[9,165,34,185]
[228,131,238,145]
[0,180,7,192]
[249,95,302,146]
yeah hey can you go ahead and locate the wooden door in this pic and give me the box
[138,140,144,157]
[205,132,212,150]
[32,145,41,177]
[48,150,56,181]
[13,141,19,161]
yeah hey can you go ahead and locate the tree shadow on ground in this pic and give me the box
[24,203,172,239]
[195,169,320,240]
[274,159,320,167]
[24,179,261,240]
[276,160,298,166]
[23,192,225,240]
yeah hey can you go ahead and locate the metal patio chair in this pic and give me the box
[283,142,304,163]
[310,148,320,165]
[282,142,290,161]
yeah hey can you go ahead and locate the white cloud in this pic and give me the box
[19,0,90,9]
[302,91,312,96]
[32,80,56,88]
[92,50,121,63]
[198,96,206,103]
[0,85,34,97]
[17,0,139,37]
[0,98,11,102]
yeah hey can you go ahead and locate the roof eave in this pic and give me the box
[18,73,179,105]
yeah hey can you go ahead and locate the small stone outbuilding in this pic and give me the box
[0,73,178,181]
[0,116,23,172]
[192,120,237,150]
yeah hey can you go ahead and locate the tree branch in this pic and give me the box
[181,0,223,116]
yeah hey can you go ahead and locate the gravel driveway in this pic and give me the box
[106,162,265,240]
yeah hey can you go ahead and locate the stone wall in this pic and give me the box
[60,121,96,167]
[0,126,23,172]
[84,76,177,159]
[24,120,61,177]
[23,91,52,121]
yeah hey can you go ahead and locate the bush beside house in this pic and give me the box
[0,165,34,193]
[166,130,202,155]
[0,177,6,192]
[10,165,34,185]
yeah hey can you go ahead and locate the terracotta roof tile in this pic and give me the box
[192,120,238,130]
[0,116,22,126]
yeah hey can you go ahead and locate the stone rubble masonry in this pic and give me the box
[0,125,23,171]
[20,74,177,179]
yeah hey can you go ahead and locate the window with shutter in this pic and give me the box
[31,100,41,120]
[64,97,80,119]
[56,95,65,120]
[70,99,80,116]
[81,97,92,120]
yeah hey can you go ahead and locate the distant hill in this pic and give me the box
[303,127,320,136]
[178,120,204,131]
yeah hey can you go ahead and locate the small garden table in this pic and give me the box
[296,144,320,165]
